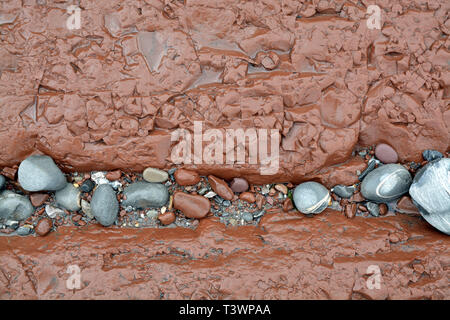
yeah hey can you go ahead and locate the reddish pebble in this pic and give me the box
[208,175,234,201]
[35,218,52,236]
[106,170,121,181]
[351,192,365,202]
[395,196,419,214]
[229,178,249,193]
[375,143,398,164]
[173,192,211,219]
[256,194,265,209]
[30,193,49,207]
[283,198,294,212]
[379,203,388,215]
[158,211,176,225]
[239,192,256,203]
[174,169,201,186]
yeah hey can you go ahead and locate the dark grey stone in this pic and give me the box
[0,191,34,222]
[91,184,118,227]
[366,202,380,217]
[293,182,330,215]
[361,164,412,203]
[18,155,66,191]
[409,158,450,235]
[422,150,443,162]
[0,175,5,190]
[55,183,81,211]
[358,159,377,181]
[122,181,169,209]
[332,185,355,199]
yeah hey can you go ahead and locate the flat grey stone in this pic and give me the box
[18,155,67,191]
[122,181,169,209]
[332,185,355,199]
[91,184,118,227]
[409,158,450,235]
[361,164,412,203]
[55,183,81,211]
[143,167,169,183]
[0,191,34,222]
[293,182,330,215]
[0,175,5,190]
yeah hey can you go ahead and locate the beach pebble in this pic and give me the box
[229,178,249,193]
[80,179,95,192]
[422,149,443,162]
[0,191,34,221]
[293,182,330,215]
[30,193,49,207]
[55,183,81,211]
[332,185,355,199]
[45,204,64,218]
[0,175,5,190]
[208,175,234,201]
[375,144,398,164]
[158,211,176,225]
[173,191,211,219]
[143,167,169,183]
[409,158,450,235]
[366,202,380,217]
[361,164,412,203]
[174,169,200,186]
[239,192,256,203]
[122,181,169,209]
[91,184,119,227]
[18,155,66,192]
[35,218,52,236]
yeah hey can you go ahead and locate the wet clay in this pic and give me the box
[0,0,448,186]
[0,209,448,299]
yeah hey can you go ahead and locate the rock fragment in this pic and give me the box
[293,182,330,215]
[18,155,66,192]
[91,184,119,227]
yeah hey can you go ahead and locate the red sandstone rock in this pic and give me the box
[174,169,200,186]
[173,192,211,219]
[208,175,234,201]
[379,203,388,216]
[345,203,357,219]
[282,198,294,212]
[158,211,176,225]
[396,196,420,215]
[30,193,49,207]
[256,194,265,210]
[106,170,121,181]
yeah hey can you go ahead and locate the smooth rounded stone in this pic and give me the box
[80,179,95,192]
[332,185,355,199]
[422,149,443,162]
[173,192,211,219]
[361,164,412,203]
[122,181,169,209]
[143,167,169,183]
[293,182,330,215]
[409,158,450,235]
[35,218,52,236]
[45,204,64,218]
[158,211,176,225]
[81,199,93,219]
[0,191,34,222]
[242,212,254,222]
[229,178,249,193]
[239,192,256,203]
[91,184,118,227]
[55,183,81,211]
[366,202,380,217]
[30,193,49,207]
[0,175,5,190]
[18,155,67,192]
[208,175,234,201]
[375,144,398,164]
[174,169,200,186]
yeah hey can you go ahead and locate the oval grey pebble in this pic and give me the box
[122,181,169,209]
[293,182,330,215]
[366,202,380,217]
[55,183,81,211]
[16,226,32,236]
[0,191,34,222]
[18,155,67,192]
[143,167,169,183]
[91,184,118,227]
[242,212,253,222]
[0,175,5,190]
[361,164,412,203]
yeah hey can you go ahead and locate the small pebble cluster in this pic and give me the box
[0,144,448,237]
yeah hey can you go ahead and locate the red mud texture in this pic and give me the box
[0,210,449,300]
[0,0,448,185]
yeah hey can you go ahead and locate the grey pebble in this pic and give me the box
[91,184,118,227]
[0,175,5,190]
[366,202,380,217]
[122,181,169,209]
[0,191,34,222]
[409,158,450,235]
[18,155,67,192]
[55,183,81,211]
[361,164,412,203]
[16,226,32,236]
[222,200,231,207]
[358,159,377,181]
[293,182,330,215]
[332,185,355,199]
[422,150,443,162]
[80,179,95,192]
[242,212,253,222]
